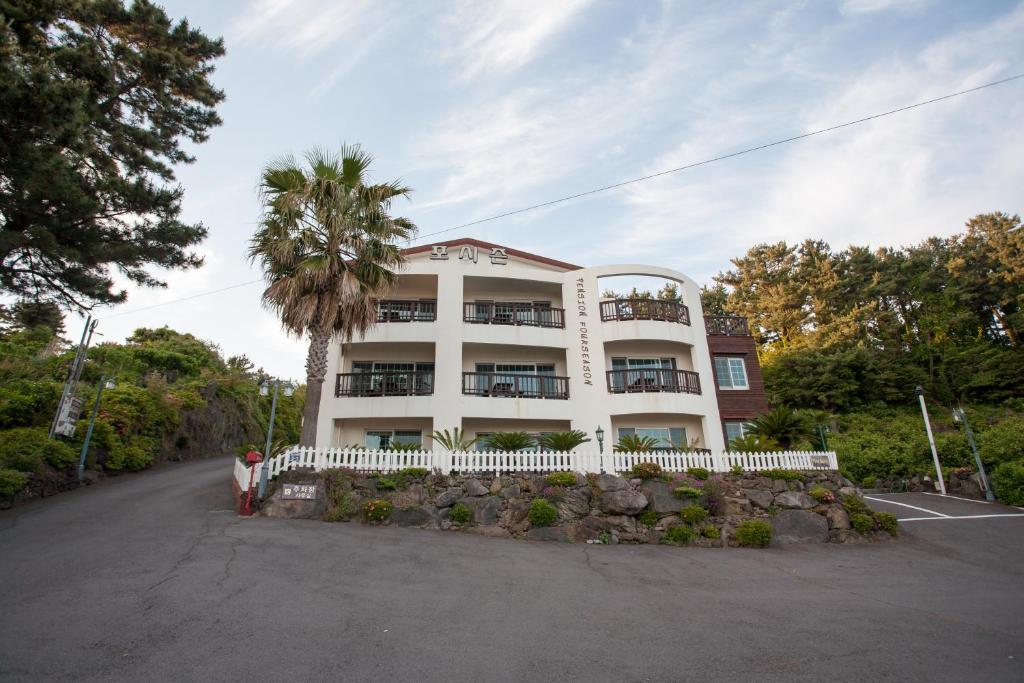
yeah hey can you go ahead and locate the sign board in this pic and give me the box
[429,245,508,265]
[288,452,301,463]
[810,455,830,468]
[53,396,85,437]
[281,483,320,500]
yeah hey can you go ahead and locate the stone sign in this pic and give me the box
[810,455,830,468]
[281,483,320,500]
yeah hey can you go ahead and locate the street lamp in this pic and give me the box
[78,376,115,481]
[952,406,995,501]
[595,426,605,454]
[916,386,947,495]
[257,378,295,498]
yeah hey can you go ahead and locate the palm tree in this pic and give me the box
[538,430,591,452]
[748,406,809,449]
[250,146,416,446]
[430,428,479,452]
[484,432,536,452]
[613,434,660,453]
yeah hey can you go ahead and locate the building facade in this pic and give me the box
[314,238,768,452]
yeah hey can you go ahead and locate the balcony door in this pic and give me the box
[475,362,555,397]
[610,357,675,391]
[352,361,434,395]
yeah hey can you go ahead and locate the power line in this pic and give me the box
[95,72,1024,320]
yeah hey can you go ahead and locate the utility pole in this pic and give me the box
[77,376,114,481]
[50,314,98,438]
[953,406,995,501]
[916,386,947,495]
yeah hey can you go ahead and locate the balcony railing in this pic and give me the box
[462,372,569,400]
[463,302,565,328]
[599,299,691,325]
[606,368,701,395]
[375,300,437,322]
[335,370,434,397]
[704,315,750,336]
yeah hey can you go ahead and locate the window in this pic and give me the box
[724,421,751,444]
[610,357,675,391]
[350,361,434,394]
[617,426,687,450]
[365,430,422,450]
[714,356,748,390]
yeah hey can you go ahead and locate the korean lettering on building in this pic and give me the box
[430,245,508,265]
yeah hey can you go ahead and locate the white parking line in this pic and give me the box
[898,514,1024,522]
[863,496,949,517]
[921,492,994,505]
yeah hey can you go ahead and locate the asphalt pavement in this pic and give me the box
[1,458,1022,682]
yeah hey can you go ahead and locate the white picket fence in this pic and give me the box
[233,447,838,492]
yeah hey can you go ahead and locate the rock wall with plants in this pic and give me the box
[260,464,899,547]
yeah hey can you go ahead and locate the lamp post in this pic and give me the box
[257,378,295,498]
[78,376,115,481]
[952,406,995,501]
[916,386,947,495]
[595,426,605,454]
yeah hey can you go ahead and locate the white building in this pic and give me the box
[314,238,767,453]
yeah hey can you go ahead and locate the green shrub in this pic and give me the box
[449,502,472,524]
[630,462,663,480]
[730,463,743,475]
[841,494,871,516]
[637,509,658,526]
[673,485,702,499]
[528,498,558,527]
[991,460,1024,506]
[680,504,708,524]
[701,524,720,539]
[104,437,155,472]
[323,504,351,523]
[362,498,393,522]
[662,525,697,545]
[861,475,877,488]
[0,468,29,497]
[375,477,397,491]
[397,467,429,479]
[545,471,577,487]
[0,427,78,473]
[735,519,772,547]
[763,468,805,482]
[874,511,899,535]
[700,478,726,516]
[850,513,875,534]
[686,467,710,481]
[808,485,835,504]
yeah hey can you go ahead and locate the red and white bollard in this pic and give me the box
[242,450,263,515]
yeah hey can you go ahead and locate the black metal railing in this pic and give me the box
[463,302,565,328]
[599,299,691,325]
[374,300,437,322]
[335,370,434,397]
[704,315,750,336]
[606,368,701,395]
[462,372,569,399]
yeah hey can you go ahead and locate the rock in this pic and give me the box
[500,484,521,499]
[390,487,423,509]
[527,527,569,542]
[772,510,829,544]
[391,506,434,527]
[775,491,816,509]
[464,478,488,496]
[838,475,855,488]
[600,490,648,515]
[435,488,463,508]
[838,486,858,498]
[595,474,629,492]
[787,480,804,491]
[640,481,680,515]
[465,525,512,539]
[489,479,502,495]
[723,496,752,516]
[826,506,850,530]
[262,492,326,520]
[603,515,637,535]
[746,489,774,510]
[557,488,591,519]
[578,515,611,538]
[506,499,532,524]
[771,479,788,493]
[629,478,643,487]
[479,496,502,525]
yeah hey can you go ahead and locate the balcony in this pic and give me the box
[463,302,565,329]
[462,372,570,400]
[335,370,434,397]
[704,316,750,336]
[606,368,701,395]
[600,299,691,325]
[375,300,437,322]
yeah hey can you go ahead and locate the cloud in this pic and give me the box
[229,0,378,59]
[839,0,932,16]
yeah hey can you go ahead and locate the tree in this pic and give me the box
[483,432,535,452]
[250,146,415,446]
[748,407,810,449]
[0,0,225,309]
[613,434,659,453]
[538,430,590,452]
[430,427,478,452]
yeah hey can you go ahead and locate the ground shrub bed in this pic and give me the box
[527,498,558,527]
[449,502,472,524]
[735,519,773,547]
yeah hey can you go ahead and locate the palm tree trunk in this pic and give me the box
[299,327,331,447]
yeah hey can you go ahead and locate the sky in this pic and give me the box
[87,0,1024,379]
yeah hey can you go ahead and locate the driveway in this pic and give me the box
[1,458,1021,682]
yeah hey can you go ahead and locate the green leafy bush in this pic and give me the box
[662,525,697,545]
[874,511,899,535]
[841,494,871,516]
[850,513,875,534]
[735,519,772,547]
[700,478,726,515]
[637,509,658,527]
[545,471,577,487]
[808,485,835,504]
[680,505,708,524]
[375,477,397,491]
[528,498,558,527]
[701,524,720,539]
[0,427,77,473]
[397,467,429,479]
[449,502,472,524]
[730,463,744,475]
[763,468,805,482]
[362,498,393,522]
[0,468,29,497]
[861,475,877,488]
[673,485,702,499]
[629,462,663,479]
[104,437,155,472]
[686,467,710,480]
[991,460,1024,506]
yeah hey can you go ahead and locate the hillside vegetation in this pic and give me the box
[0,310,302,500]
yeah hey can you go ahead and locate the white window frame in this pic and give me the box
[617,426,687,450]
[365,430,423,450]
[724,421,751,444]
[714,356,749,390]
